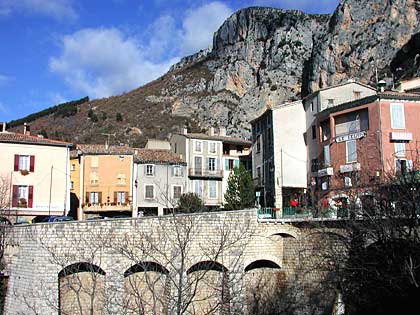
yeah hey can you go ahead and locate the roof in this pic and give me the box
[179,133,252,146]
[303,81,376,102]
[75,144,136,155]
[0,132,71,147]
[250,100,302,124]
[134,149,186,165]
[318,91,420,119]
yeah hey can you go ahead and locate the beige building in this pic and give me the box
[0,124,71,221]
[170,127,251,208]
[74,144,135,219]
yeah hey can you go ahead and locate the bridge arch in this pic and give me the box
[187,260,230,314]
[123,261,169,277]
[244,259,281,272]
[123,261,170,314]
[58,262,106,315]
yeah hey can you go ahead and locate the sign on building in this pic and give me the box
[336,131,367,143]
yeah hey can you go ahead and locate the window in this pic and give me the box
[117,172,126,185]
[208,157,217,171]
[70,181,74,190]
[145,164,154,176]
[173,185,182,199]
[256,135,261,153]
[394,143,406,157]
[208,181,217,199]
[172,166,183,177]
[353,91,361,99]
[312,125,316,140]
[256,166,262,180]
[390,103,405,129]
[346,140,357,163]
[117,191,126,204]
[324,145,331,167]
[208,142,217,154]
[90,172,99,185]
[194,180,203,198]
[226,159,239,171]
[311,102,314,112]
[71,163,76,171]
[311,159,319,173]
[91,156,99,167]
[335,109,369,136]
[19,155,30,171]
[194,141,202,153]
[194,156,203,175]
[145,185,155,199]
[89,192,99,205]
[18,186,29,203]
[396,159,413,174]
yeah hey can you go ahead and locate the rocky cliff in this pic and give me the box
[9,0,420,145]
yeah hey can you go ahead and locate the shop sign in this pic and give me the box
[318,167,334,177]
[340,163,361,173]
[336,131,367,143]
[390,132,412,141]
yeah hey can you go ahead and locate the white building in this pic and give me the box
[0,123,71,221]
[251,101,307,209]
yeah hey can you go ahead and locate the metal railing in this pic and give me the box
[257,207,350,220]
[188,168,223,178]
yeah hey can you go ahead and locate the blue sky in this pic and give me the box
[0,0,340,121]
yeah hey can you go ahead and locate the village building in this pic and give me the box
[0,123,71,222]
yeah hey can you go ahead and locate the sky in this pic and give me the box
[0,0,340,121]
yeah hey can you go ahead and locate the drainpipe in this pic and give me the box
[377,95,385,177]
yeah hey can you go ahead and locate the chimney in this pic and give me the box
[1,122,6,132]
[209,127,215,136]
[219,127,226,137]
[182,127,188,135]
[377,80,386,93]
[23,123,31,136]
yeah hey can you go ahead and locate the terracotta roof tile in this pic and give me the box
[181,133,252,145]
[134,149,185,164]
[0,132,71,147]
[76,144,135,155]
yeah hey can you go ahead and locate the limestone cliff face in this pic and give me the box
[304,0,420,94]
[11,1,420,144]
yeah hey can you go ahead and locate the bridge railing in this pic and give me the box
[257,207,350,220]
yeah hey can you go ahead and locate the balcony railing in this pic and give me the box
[188,168,223,178]
[82,202,132,211]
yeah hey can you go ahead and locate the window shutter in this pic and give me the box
[114,192,118,204]
[12,185,18,207]
[14,155,19,171]
[29,155,35,172]
[28,186,34,208]
[234,160,240,168]
[225,159,229,171]
[98,192,102,204]
[144,165,147,175]
[125,192,129,204]
[407,160,414,171]
[86,192,89,204]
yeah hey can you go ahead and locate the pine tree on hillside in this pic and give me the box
[224,164,255,210]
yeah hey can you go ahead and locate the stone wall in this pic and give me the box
[2,210,345,314]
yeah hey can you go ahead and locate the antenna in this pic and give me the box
[102,133,116,149]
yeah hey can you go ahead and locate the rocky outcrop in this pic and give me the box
[10,0,420,145]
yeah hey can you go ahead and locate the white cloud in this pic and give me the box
[0,0,77,21]
[181,2,232,55]
[0,74,13,86]
[50,28,178,98]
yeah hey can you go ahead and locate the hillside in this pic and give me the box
[9,0,420,146]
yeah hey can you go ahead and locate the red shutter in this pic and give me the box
[86,192,90,204]
[98,192,102,204]
[28,186,34,208]
[29,156,35,172]
[14,155,19,171]
[12,185,18,207]
[114,192,117,204]
[125,192,129,205]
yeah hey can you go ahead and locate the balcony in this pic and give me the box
[82,202,132,212]
[188,168,223,179]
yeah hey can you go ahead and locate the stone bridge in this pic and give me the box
[2,210,346,315]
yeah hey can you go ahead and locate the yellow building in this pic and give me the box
[69,152,81,218]
[73,144,135,219]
